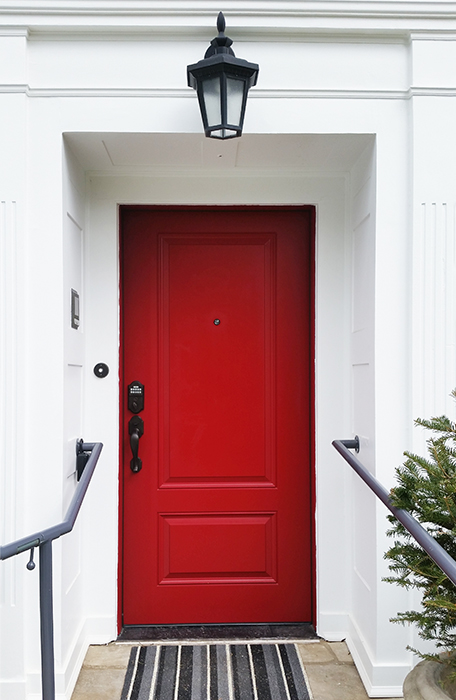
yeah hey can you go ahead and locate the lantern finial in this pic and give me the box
[217,12,226,34]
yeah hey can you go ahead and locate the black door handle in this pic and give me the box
[129,415,144,473]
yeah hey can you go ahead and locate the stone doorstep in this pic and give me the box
[297,641,403,700]
[71,640,402,700]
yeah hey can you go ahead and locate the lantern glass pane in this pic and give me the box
[202,77,221,127]
[226,77,245,127]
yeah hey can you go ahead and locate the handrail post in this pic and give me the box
[39,540,55,700]
[0,440,102,700]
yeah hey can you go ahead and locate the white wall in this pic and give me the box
[411,39,456,422]
[0,30,29,700]
[346,139,413,696]
[0,98,28,700]
[408,38,456,661]
[347,141,379,678]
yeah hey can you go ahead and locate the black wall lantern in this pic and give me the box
[187,12,259,139]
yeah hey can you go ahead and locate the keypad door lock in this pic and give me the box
[128,381,144,413]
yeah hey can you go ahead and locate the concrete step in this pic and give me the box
[71,640,402,700]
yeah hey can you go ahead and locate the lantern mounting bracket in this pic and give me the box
[204,12,235,58]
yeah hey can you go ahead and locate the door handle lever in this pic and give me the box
[128,415,144,473]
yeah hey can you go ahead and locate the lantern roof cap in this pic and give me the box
[187,51,259,88]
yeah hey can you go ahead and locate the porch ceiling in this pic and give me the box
[64,132,374,173]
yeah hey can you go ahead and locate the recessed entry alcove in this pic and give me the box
[63,128,376,677]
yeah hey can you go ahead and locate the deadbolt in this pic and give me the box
[128,381,145,413]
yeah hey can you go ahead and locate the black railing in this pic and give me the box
[0,440,103,700]
[332,438,456,587]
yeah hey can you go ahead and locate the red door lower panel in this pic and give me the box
[121,207,313,624]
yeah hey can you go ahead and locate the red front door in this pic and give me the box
[120,206,314,625]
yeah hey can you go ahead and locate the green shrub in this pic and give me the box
[384,390,456,666]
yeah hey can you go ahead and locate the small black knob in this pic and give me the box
[94,363,109,378]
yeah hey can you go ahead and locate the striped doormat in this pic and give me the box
[121,643,311,700]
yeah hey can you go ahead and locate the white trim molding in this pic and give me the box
[2,2,456,35]
[2,1,456,19]
[3,86,456,100]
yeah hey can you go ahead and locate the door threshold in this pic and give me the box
[117,623,317,642]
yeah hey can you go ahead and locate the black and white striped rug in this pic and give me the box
[121,643,311,700]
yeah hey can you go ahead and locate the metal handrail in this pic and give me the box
[332,438,456,587]
[0,440,103,700]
